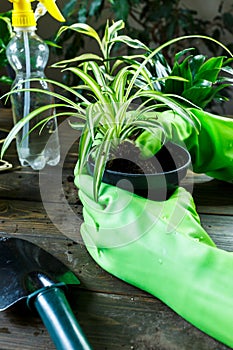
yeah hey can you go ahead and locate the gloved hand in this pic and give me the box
[75,172,233,348]
[136,108,233,182]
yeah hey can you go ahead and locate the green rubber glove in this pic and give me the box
[136,108,233,182]
[75,172,233,348]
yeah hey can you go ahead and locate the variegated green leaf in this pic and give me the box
[86,103,104,140]
[110,54,145,74]
[0,15,13,37]
[110,35,149,51]
[93,127,115,201]
[134,89,195,125]
[56,23,101,46]
[3,86,81,111]
[52,53,103,68]
[111,66,133,101]
[84,61,107,88]
[108,20,125,40]
[64,66,108,103]
[78,125,93,174]
[1,104,64,158]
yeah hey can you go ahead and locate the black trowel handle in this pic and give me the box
[33,286,92,350]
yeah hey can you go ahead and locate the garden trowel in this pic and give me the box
[0,235,92,350]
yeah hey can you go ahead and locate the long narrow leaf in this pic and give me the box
[93,127,115,201]
[78,125,93,174]
[1,103,64,158]
[110,54,145,74]
[52,53,103,68]
[111,67,133,101]
[0,15,13,37]
[64,67,109,103]
[27,77,90,104]
[56,23,102,47]
[108,20,125,40]
[84,61,106,88]
[86,103,103,140]
[110,35,149,51]
[2,86,86,112]
[133,89,195,125]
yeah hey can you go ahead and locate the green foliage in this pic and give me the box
[145,49,233,109]
[54,0,233,73]
[0,11,13,85]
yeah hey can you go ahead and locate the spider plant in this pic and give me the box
[2,20,232,201]
[52,20,197,200]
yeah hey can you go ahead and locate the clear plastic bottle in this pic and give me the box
[6,0,64,170]
[6,27,60,170]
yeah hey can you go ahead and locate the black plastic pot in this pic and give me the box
[88,142,191,201]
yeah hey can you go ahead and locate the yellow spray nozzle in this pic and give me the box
[10,0,36,27]
[39,0,65,22]
[9,0,65,27]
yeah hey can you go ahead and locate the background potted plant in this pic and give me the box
[2,20,233,201]
[140,48,233,113]
[53,0,233,91]
[0,11,13,86]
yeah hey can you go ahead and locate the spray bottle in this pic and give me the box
[6,0,65,170]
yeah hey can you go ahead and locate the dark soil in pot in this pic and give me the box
[88,141,191,201]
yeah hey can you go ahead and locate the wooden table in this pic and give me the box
[0,108,232,350]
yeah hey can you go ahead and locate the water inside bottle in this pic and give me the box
[17,124,60,170]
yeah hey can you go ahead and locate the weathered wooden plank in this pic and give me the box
[0,289,231,350]
[0,167,78,203]
[200,214,233,251]
[0,169,232,217]
[0,196,232,248]
[182,172,233,215]
[0,208,232,299]
[0,195,232,237]
[70,290,232,350]
[194,180,233,215]
[0,310,54,350]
